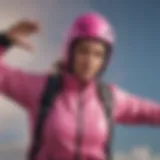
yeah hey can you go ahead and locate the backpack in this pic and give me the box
[28,74,114,160]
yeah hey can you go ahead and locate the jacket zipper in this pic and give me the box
[74,92,83,160]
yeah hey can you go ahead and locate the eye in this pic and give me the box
[95,51,105,58]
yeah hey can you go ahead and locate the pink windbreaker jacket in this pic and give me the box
[1,45,160,160]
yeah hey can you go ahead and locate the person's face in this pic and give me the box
[73,39,108,82]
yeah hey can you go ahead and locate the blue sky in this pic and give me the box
[91,0,160,153]
[0,0,160,159]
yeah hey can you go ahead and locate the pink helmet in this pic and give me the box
[62,12,115,68]
[66,12,115,48]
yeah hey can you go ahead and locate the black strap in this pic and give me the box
[97,82,114,160]
[29,74,62,160]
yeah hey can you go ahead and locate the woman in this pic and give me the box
[1,12,160,160]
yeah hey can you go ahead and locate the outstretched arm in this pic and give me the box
[113,85,160,125]
[0,21,47,111]
[0,36,47,110]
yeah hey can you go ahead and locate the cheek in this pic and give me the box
[92,57,104,71]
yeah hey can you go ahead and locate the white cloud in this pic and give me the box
[114,147,160,160]
[0,145,159,160]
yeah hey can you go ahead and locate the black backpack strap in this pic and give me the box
[29,74,62,160]
[97,82,114,160]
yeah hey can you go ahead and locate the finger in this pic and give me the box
[19,20,40,33]
[11,20,40,37]
[16,39,34,52]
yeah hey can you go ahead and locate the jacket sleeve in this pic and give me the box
[113,85,160,125]
[0,37,47,111]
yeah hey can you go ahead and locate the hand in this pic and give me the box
[6,20,40,51]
